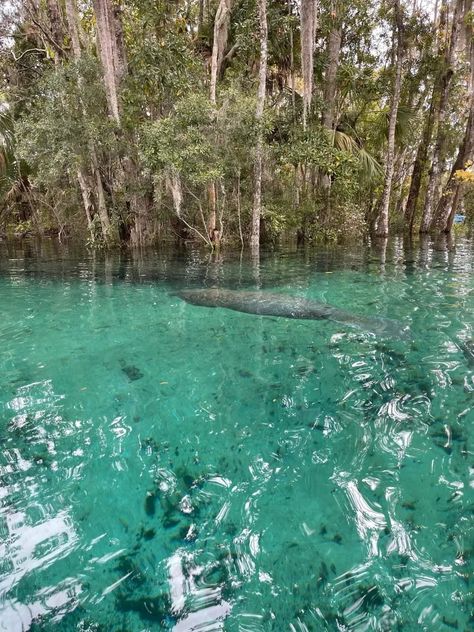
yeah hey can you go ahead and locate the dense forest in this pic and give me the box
[0,0,473,247]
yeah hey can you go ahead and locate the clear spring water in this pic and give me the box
[0,237,472,631]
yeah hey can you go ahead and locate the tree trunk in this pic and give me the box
[166,170,183,218]
[198,0,205,32]
[288,0,296,117]
[208,182,217,234]
[209,1,232,238]
[93,157,111,236]
[433,109,474,232]
[404,0,448,233]
[374,0,404,238]
[93,0,153,244]
[419,0,463,233]
[46,0,65,61]
[404,98,435,232]
[322,26,342,131]
[76,168,94,239]
[65,0,81,58]
[236,169,244,247]
[300,0,317,129]
[65,0,111,241]
[391,146,410,217]
[432,1,473,233]
[92,0,127,124]
[210,0,233,105]
[320,14,342,200]
[444,181,463,233]
[250,0,268,250]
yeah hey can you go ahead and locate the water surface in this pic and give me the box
[0,237,473,631]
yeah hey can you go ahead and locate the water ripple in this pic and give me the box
[1,239,473,630]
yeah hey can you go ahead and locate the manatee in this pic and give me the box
[459,339,474,366]
[174,288,409,339]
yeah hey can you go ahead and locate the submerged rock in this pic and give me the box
[121,364,144,381]
[144,490,158,516]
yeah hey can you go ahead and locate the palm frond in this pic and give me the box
[358,148,384,181]
[0,110,15,177]
[329,129,383,181]
[332,129,358,152]
[0,111,15,150]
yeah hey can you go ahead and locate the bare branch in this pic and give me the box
[11,47,48,61]
[183,186,212,246]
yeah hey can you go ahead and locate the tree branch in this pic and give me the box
[30,17,68,56]
[11,47,48,61]
[183,186,212,246]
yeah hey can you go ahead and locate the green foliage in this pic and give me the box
[1,0,471,243]
[122,0,201,120]
[15,56,116,188]
[140,94,223,185]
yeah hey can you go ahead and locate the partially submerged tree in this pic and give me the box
[419,0,464,233]
[250,0,268,250]
[432,0,474,232]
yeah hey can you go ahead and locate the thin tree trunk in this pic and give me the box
[209,0,232,239]
[93,158,111,236]
[250,0,268,250]
[288,0,296,117]
[166,169,183,218]
[392,146,409,217]
[236,169,244,247]
[207,182,217,234]
[420,0,463,233]
[433,109,474,232]
[66,0,95,238]
[445,181,463,232]
[374,0,404,238]
[209,0,232,105]
[404,98,435,232]
[300,0,317,129]
[321,14,342,201]
[322,27,342,131]
[76,168,94,239]
[198,0,204,32]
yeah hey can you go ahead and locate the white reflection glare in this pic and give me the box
[0,510,77,596]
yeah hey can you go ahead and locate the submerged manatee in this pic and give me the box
[459,339,474,366]
[174,288,409,339]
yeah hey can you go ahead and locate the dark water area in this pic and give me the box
[0,236,473,631]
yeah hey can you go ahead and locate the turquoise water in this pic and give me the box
[0,237,473,631]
